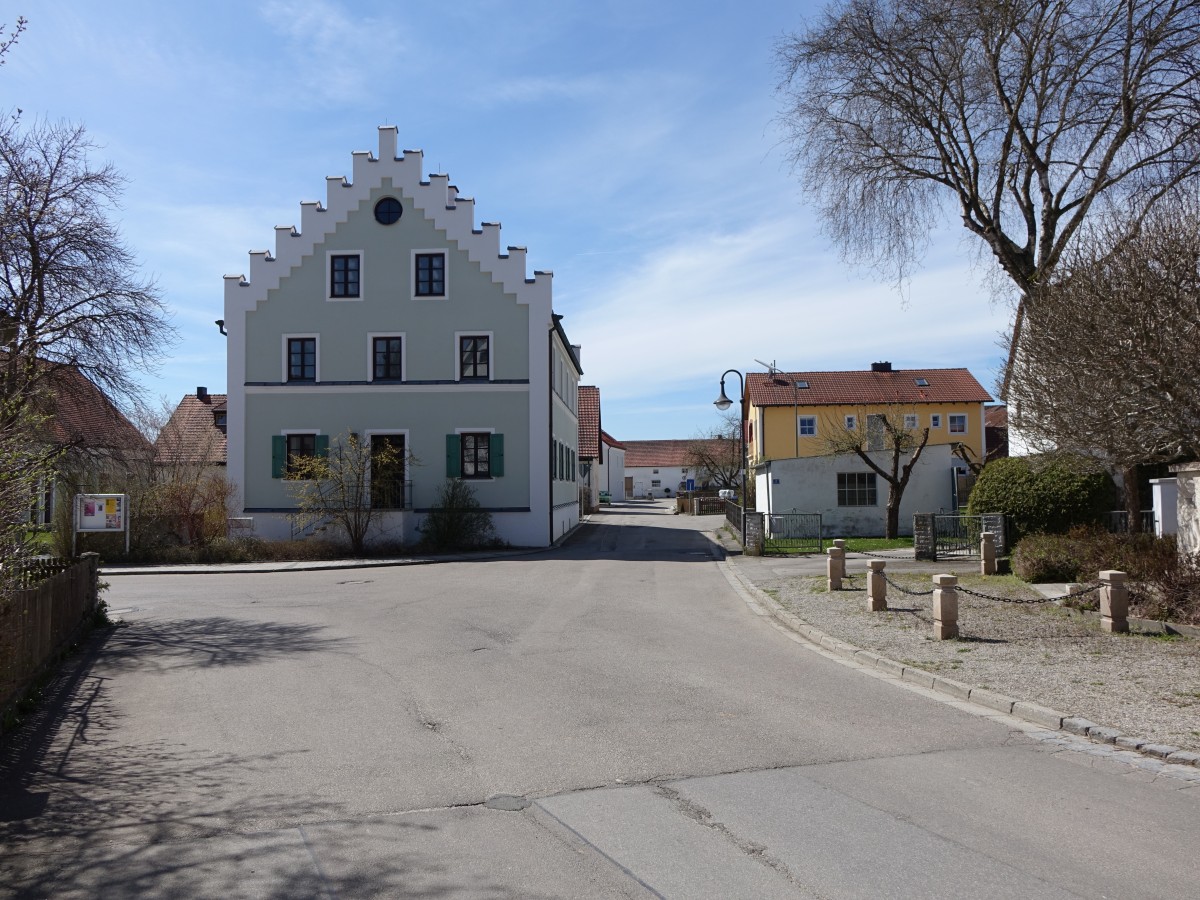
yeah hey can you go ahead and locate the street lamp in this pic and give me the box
[714,369,747,542]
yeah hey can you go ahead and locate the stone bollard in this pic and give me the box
[827,547,844,591]
[867,560,887,611]
[1099,570,1129,633]
[832,539,847,578]
[980,531,996,576]
[932,574,959,640]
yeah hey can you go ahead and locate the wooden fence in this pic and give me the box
[1,553,101,722]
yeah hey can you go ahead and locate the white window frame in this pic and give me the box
[454,331,494,381]
[798,415,817,437]
[844,414,857,431]
[949,414,968,434]
[931,414,942,428]
[326,250,364,302]
[367,333,407,382]
[282,333,320,384]
[904,414,918,430]
[411,249,448,300]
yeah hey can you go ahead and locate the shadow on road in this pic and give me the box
[0,628,546,899]
[99,616,353,673]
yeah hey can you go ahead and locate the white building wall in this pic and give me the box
[600,446,626,501]
[1171,464,1200,554]
[756,444,960,537]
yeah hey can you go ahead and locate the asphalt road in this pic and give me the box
[2,502,1198,898]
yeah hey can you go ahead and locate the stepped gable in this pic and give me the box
[224,126,553,312]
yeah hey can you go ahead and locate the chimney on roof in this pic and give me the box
[870,361,892,372]
[571,344,582,368]
[197,386,209,402]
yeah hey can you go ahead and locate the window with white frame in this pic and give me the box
[798,415,817,436]
[371,336,404,381]
[904,414,918,430]
[328,253,361,299]
[844,414,857,431]
[286,336,317,382]
[949,414,967,434]
[931,414,942,428]
[458,334,490,380]
[414,251,446,297]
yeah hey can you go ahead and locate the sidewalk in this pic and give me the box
[100,546,545,577]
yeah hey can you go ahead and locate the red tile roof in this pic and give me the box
[43,365,151,454]
[985,405,1008,428]
[746,368,992,407]
[578,385,600,459]
[155,393,228,465]
[624,439,728,468]
[600,429,625,450]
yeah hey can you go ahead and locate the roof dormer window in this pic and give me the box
[795,380,809,389]
[915,377,929,387]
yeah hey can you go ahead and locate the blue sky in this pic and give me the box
[5,0,1013,440]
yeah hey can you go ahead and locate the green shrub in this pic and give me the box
[1011,532,1087,582]
[418,480,497,551]
[967,454,1116,540]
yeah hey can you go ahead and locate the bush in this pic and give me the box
[418,480,497,551]
[1011,532,1087,582]
[967,454,1116,540]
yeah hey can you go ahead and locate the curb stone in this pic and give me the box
[723,557,1200,770]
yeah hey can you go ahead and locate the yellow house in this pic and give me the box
[745,363,993,466]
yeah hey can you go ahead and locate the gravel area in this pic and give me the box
[736,560,1200,754]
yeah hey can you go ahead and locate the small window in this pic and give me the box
[915,377,929,387]
[461,432,491,478]
[459,335,490,379]
[844,415,857,431]
[653,468,659,474]
[949,414,967,434]
[795,380,809,389]
[374,196,402,225]
[287,337,316,382]
[651,479,661,487]
[798,415,817,436]
[286,433,316,475]
[415,252,446,297]
[904,414,918,430]
[373,336,403,380]
[330,254,360,298]
[837,472,877,507]
[931,414,942,428]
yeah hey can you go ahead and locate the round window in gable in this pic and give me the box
[374,196,402,225]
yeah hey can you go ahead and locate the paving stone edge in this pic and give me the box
[725,556,1200,770]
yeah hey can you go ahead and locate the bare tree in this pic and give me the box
[686,413,743,490]
[0,119,175,427]
[776,0,1200,393]
[824,409,931,538]
[286,432,413,556]
[1005,190,1200,530]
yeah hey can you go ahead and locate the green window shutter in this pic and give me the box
[490,433,504,476]
[446,434,462,477]
[315,434,330,458]
[271,435,286,478]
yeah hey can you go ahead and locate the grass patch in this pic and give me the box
[841,537,914,552]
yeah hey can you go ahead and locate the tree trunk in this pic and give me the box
[885,489,901,539]
[1122,464,1142,534]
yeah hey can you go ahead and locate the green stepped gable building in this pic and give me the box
[224,127,582,547]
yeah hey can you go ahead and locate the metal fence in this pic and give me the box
[1,554,100,722]
[1103,510,1157,534]
[725,499,743,535]
[764,511,824,555]
[932,513,1007,559]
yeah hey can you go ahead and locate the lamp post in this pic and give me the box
[714,369,747,542]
